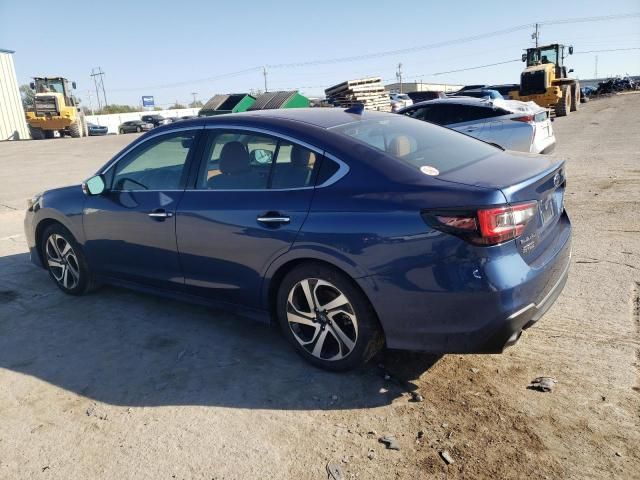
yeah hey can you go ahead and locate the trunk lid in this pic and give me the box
[435,150,566,260]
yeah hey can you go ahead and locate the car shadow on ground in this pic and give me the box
[0,252,441,410]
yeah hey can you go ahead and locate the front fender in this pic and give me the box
[26,185,87,265]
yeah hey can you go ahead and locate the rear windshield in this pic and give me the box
[329,115,498,174]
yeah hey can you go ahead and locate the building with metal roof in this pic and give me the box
[199,93,256,116]
[0,48,30,140]
[247,91,309,111]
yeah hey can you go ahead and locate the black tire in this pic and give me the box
[29,126,45,140]
[44,130,55,139]
[571,82,580,112]
[276,262,384,371]
[136,126,142,133]
[120,128,125,134]
[69,121,82,138]
[41,223,98,295]
[555,85,571,117]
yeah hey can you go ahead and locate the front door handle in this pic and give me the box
[257,213,290,224]
[148,209,173,219]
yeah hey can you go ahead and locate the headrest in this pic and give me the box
[388,135,412,157]
[219,142,250,174]
[291,146,313,167]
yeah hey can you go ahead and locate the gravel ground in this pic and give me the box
[0,95,638,479]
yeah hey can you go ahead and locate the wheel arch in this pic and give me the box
[262,254,385,339]
[34,214,83,268]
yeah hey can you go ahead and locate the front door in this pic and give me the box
[176,128,318,308]
[83,130,201,288]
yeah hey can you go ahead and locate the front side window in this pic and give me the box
[197,130,318,190]
[111,132,195,191]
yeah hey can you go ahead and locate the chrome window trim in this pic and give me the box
[97,124,350,193]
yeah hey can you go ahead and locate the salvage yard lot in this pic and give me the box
[0,95,639,479]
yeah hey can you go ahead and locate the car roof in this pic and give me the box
[403,96,499,108]
[193,108,401,129]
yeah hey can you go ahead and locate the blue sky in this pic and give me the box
[1,0,638,108]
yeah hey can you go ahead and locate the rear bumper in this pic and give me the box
[539,142,556,154]
[358,211,572,353]
[476,251,570,352]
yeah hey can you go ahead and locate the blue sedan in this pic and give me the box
[24,108,571,370]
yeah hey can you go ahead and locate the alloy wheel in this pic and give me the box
[286,278,358,361]
[45,234,80,290]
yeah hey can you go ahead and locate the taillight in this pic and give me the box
[511,115,535,123]
[423,201,537,246]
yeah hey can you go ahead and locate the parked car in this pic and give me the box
[398,97,556,154]
[451,88,504,100]
[487,84,520,99]
[24,109,571,370]
[87,123,108,136]
[118,120,153,134]
[389,93,413,112]
[141,114,171,127]
[406,91,446,103]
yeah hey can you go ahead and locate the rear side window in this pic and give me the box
[316,157,340,185]
[329,116,498,174]
[270,142,317,189]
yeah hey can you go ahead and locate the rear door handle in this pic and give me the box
[257,213,290,224]
[148,209,173,219]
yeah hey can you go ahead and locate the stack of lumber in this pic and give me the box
[325,77,391,112]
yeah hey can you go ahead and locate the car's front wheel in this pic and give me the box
[277,263,383,371]
[41,224,96,295]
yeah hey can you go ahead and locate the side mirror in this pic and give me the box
[568,46,574,55]
[30,82,35,90]
[82,175,106,195]
[250,149,273,165]
[521,53,527,62]
[72,81,77,89]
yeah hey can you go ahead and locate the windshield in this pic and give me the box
[329,115,499,174]
[35,78,64,94]
[527,46,558,66]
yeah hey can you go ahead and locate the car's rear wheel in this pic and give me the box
[119,128,125,134]
[277,263,383,371]
[41,224,96,295]
[136,126,142,133]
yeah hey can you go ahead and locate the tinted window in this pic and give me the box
[270,142,317,189]
[111,132,195,190]
[198,131,276,190]
[316,157,340,185]
[329,116,498,174]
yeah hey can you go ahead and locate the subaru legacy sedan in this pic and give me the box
[24,108,571,371]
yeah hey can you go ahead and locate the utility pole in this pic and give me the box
[191,92,198,106]
[87,89,94,115]
[532,23,540,48]
[90,67,107,109]
[396,63,403,93]
[595,55,599,78]
[263,66,268,93]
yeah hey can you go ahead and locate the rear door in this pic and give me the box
[176,128,318,309]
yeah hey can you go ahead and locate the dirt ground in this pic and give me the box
[0,95,638,480]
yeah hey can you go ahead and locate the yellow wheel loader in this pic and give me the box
[25,77,88,139]
[509,44,580,117]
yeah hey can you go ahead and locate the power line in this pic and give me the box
[108,12,640,93]
[574,47,640,54]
